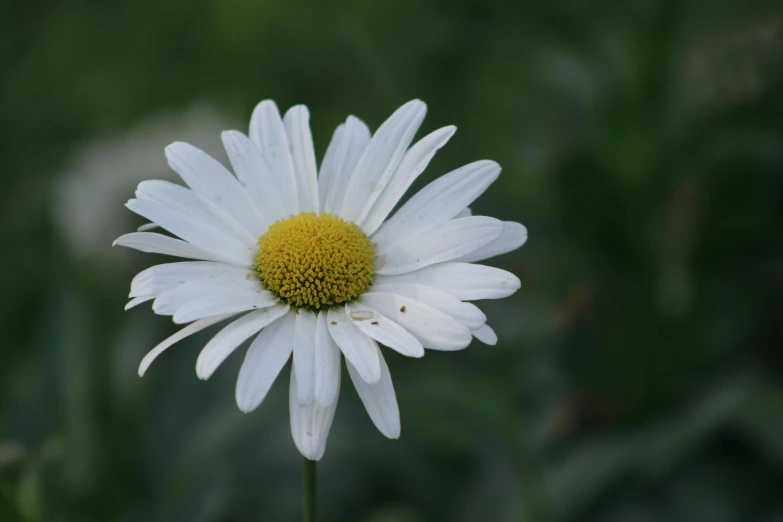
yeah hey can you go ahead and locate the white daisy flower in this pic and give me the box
[115,99,527,460]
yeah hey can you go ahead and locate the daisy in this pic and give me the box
[115,99,526,460]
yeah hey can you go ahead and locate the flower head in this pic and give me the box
[255,212,375,309]
[115,99,526,460]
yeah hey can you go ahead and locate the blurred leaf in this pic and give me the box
[545,375,748,521]
[732,376,783,468]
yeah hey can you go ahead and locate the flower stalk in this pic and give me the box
[303,457,316,522]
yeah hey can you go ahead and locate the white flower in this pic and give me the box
[115,99,527,460]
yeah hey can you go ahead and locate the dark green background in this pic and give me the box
[2,1,783,521]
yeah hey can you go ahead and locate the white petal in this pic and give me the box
[135,179,257,247]
[344,302,424,358]
[321,116,371,214]
[138,313,234,376]
[137,223,159,232]
[235,311,295,413]
[289,368,340,461]
[454,207,472,218]
[248,100,298,215]
[368,283,486,330]
[165,142,266,236]
[455,221,528,263]
[346,352,400,439]
[375,216,504,275]
[125,295,154,310]
[130,261,252,298]
[339,100,427,224]
[318,124,345,212]
[326,307,381,384]
[125,199,254,266]
[472,324,498,345]
[358,292,472,351]
[221,130,287,224]
[372,160,500,251]
[113,232,246,266]
[283,105,319,213]
[152,279,271,316]
[314,311,341,406]
[361,125,456,236]
[374,262,521,301]
[196,305,290,380]
[293,310,318,405]
[173,295,278,325]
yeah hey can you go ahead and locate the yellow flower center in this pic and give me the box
[254,212,375,309]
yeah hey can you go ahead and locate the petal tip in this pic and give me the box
[235,397,255,413]
[220,130,240,146]
[253,99,280,116]
[381,425,401,439]
[299,448,324,461]
[289,104,310,115]
[195,363,211,381]
[171,312,189,324]
[164,141,187,155]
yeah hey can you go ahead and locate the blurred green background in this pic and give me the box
[2,0,783,521]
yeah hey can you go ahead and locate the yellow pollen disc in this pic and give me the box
[254,212,375,309]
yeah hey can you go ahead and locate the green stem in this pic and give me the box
[302,457,317,522]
